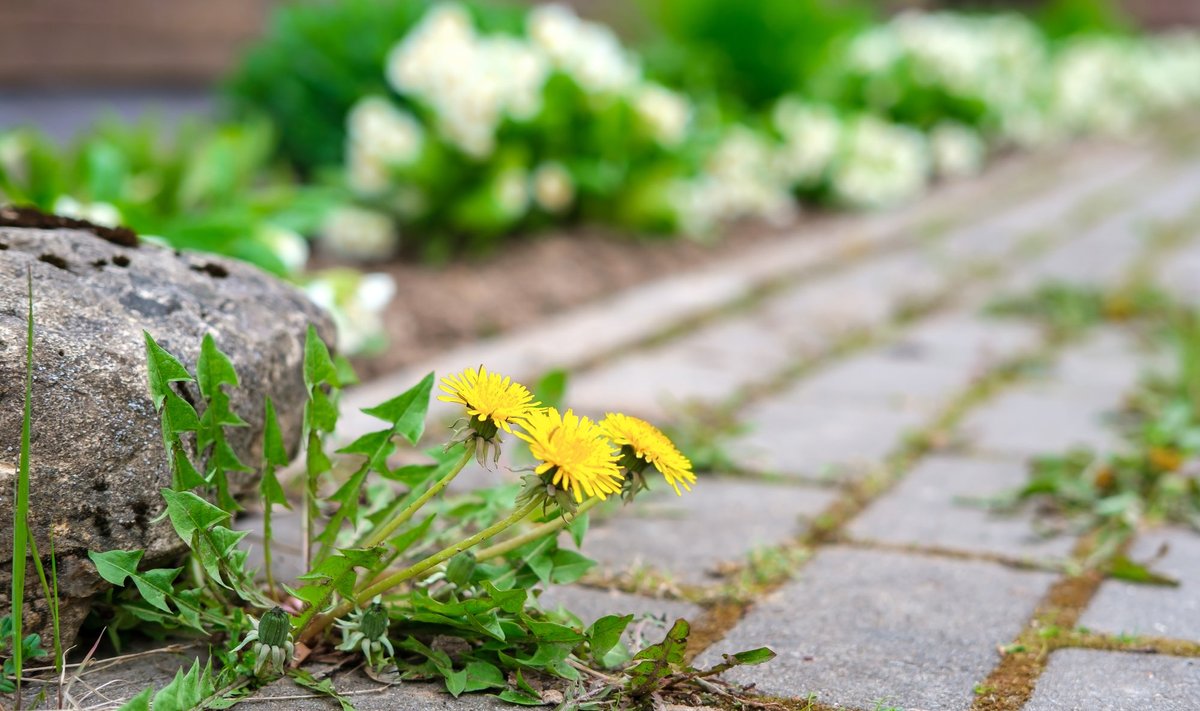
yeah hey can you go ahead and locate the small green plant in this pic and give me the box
[986,281,1170,338]
[0,616,47,695]
[991,292,1200,565]
[68,331,774,708]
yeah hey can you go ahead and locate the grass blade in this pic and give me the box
[12,267,34,709]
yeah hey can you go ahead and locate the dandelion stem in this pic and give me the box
[472,497,601,563]
[355,440,475,550]
[299,495,541,646]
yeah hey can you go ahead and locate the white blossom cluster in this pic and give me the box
[385,3,549,159]
[844,11,1047,137]
[1050,33,1200,136]
[671,126,796,236]
[829,116,932,210]
[329,1,697,254]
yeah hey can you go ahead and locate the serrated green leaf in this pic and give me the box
[196,333,239,399]
[303,325,337,391]
[89,549,184,614]
[729,647,776,665]
[307,386,338,433]
[496,689,544,705]
[567,512,589,548]
[161,389,200,434]
[462,660,505,692]
[360,372,434,445]
[115,687,152,711]
[143,332,193,410]
[549,549,595,584]
[588,614,633,662]
[160,489,229,542]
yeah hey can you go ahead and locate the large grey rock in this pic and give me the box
[0,225,333,649]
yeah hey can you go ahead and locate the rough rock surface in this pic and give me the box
[0,225,333,648]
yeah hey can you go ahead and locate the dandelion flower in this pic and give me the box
[515,408,623,503]
[601,413,696,495]
[438,366,540,435]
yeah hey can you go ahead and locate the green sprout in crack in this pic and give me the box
[335,597,395,670]
[233,607,294,677]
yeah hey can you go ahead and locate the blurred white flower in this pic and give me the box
[531,162,575,214]
[634,83,692,147]
[257,224,310,274]
[830,116,931,209]
[495,167,531,218]
[304,270,397,355]
[671,127,795,238]
[320,205,399,262]
[386,3,549,159]
[929,122,986,179]
[528,4,640,94]
[347,96,424,165]
[772,98,843,186]
[52,195,122,227]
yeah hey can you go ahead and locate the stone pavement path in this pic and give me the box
[50,125,1200,709]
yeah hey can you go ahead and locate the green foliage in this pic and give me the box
[640,0,875,110]
[0,616,47,694]
[995,296,1200,562]
[986,282,1170,338]
[1038,0,1132,39]
[10,270,34,696]
[0,119,332,275]
[224,0,443,172]
[84,331,775,706]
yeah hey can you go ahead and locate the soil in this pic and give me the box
[0,205,139,248]
[335,220,820,381]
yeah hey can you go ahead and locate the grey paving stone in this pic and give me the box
[729,396,927,479]
[958,330,1140,459]
[936,150,1158,264]
[700,547,1055,710]
[1006,160,1200,290]
[730,308,1042,479]
[847,455,1077,561]
[959,388,1124,459]
[1024,649,1200,711]
[1078,527,1200,641]
[567,250,947,420]
[577,478,838,586]
[1048,329,1146,395]
[1158,239,1200,305]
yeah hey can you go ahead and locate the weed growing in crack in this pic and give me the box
[49,331,776,709]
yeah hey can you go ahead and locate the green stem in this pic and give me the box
[299,495,541,646]
[263,497,277,598]
[473,497,601,564]
[356,441,475,550]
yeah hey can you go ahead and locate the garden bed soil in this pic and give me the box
[339,221,801,381]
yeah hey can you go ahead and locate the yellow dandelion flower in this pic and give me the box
[438,366,540,434]
[601,413,696,495]
[515,408,623,503]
